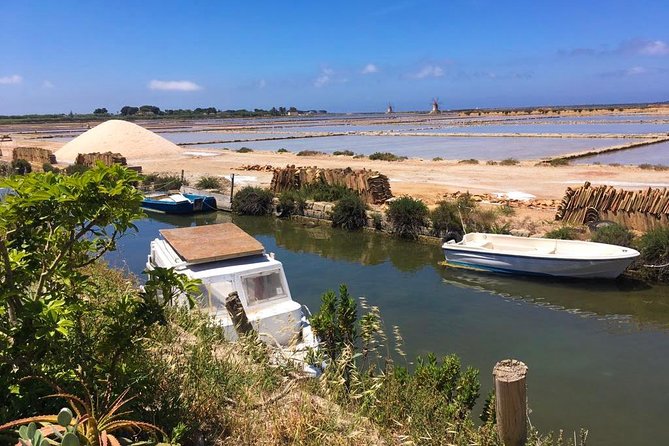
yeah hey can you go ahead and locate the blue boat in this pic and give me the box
[141,192,217,214]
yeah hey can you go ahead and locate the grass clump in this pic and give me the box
[637,227,669,281]
[353,154,366,159]
[499,158,520,166]
[236,147,254,153]
[458,158,479,164]
[591,223,634,247]
[301,182,354,202]
[297,150,325,156]
[368,152,407,162]
[195,175,223,190]
[548,158,570,166]
[545,226,580,240]
[387,196,429,238]
[332,194,367,230]
[333,150,355,156]
[432,157,444,161]
[232,186,274,215]
[142,173,185,190]
[277,148,289,153]
[486,160,498,165]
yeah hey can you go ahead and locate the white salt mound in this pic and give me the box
[55,120,182,163]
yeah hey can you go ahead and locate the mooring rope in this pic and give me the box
[643,263,669,268]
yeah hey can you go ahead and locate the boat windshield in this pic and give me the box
[241,270,287,305]
[199,280,236,310]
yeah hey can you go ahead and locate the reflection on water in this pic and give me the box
[110,213,669,446]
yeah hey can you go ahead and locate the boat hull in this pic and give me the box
[141,193,217,214]
[442,233,639,279]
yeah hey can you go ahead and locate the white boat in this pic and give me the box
[147,223,322,375]
[442,233,639,279]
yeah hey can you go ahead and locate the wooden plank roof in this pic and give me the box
[159,223,264,264]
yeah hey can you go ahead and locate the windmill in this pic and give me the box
[429,97,441,114]
[386,103,394,114]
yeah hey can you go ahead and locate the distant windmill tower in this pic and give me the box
[429,97,441,114]
[386,103,394,114]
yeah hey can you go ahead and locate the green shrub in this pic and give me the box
[431,201,464,235]
[11,159,32,175]
[277,148,289,153]
[195,175,222,190]
[486,160,498,165]
[432,157,444,161]
[591,223,634,247]
[499,205,515,216]
[637,227,669,281]
[639,163,669,171]
[236,147,254,153]
[297,150,324,156]
[143,173,184,190]
[301,182,353,202]
[371,212,383,230]
[232,186,273,215]
[332,195,367,230]
[333,150,355,156]
[369,152,407,161]
[545,226,579,240]
[548,158,570,166]
[458,158,479,164]
[0,161,11,176]
[353,154,366,159]
[387,196,429,238]
[42,162,59,173]
[277,189,306,216]
[64,164,90,175]
[499,158,519,166]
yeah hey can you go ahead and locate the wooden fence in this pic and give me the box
[556,182,669,231]
[270,165,393,204]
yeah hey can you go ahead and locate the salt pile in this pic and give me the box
[55,120,182,163]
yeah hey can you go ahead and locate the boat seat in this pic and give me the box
[467,239,493,249]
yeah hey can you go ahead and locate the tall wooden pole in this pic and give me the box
[230,173,235,205]
[493,359,528,446]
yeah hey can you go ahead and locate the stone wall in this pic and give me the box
[75,152,127,167]
[12,147,56,164]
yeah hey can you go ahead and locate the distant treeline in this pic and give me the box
[0,105,328,124]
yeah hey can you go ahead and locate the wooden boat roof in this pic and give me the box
[159,223,264,264]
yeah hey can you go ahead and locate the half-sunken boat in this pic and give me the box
[141,192,216,214]
[442,233,639,279]
[147,223,321,375]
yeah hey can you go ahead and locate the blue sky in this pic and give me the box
[1,0,668,114]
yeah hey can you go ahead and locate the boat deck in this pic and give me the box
[159,223,264,264]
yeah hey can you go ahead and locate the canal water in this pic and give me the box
[108,212,669,446]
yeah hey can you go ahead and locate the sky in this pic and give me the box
[1,0,669,114]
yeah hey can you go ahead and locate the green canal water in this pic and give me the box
[108,212,669,446]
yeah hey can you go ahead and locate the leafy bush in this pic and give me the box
[333,150,355,156]
[64,164,90,175]
[432,157,443,161]
[387,196,429,238]
[637,227,669,281]
[42,162,59,173]
[639,163,669,171]
[297,150,325,156]
[11,158,32,175]
[332,194,367,230]
[277,148,289,153]
[196,175,223,190]
[142,173,185,190]
[500,158,519,166]
[353,154,366,159]
[277,189,306,216]
[548,158,570,166]
[591,223,634,247]
[545,226,579,240]
[458,158,479,164]
[486,160,498,165]
[237,147,254,153]
[232,186,274,215]
[369,152,407,161]
[301,182,354,202]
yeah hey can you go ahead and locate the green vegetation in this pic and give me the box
[432,157,444,161]
[548,158,570,166]
[64,164,91,175]
[387,196,429,238]
[237,147,254,153]
[639,163,669,171]
[545,226,580,240]
[196,175,224,190]
[333,150,355,156]
[353,154,366,159]
[486,160,498,165]
[232,186,274,215]
[637,227,669,281]
[297,150,325,156]
[458,158,479,164]
[277,148,290,153]
[41,162,58,173]
[500,158,520,166]
[10,159,31,175]
[277,189,306,217]
[368,152,408,161]
[142,172,186,190]
[431,194,510,236]
[591,223,634,247]
[332,194,367,230]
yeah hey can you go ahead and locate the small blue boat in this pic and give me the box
[141,192,217,214]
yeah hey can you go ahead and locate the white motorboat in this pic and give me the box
[442,233,639,279]
[147,222,322,375]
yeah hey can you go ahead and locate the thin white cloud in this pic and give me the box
[314,68,334,87]
[600,66,666,78]
[361,63,379,74]
[635,40,669,56]
[561,39,669,57]
[148,79,202,91]
[0,74,22,85]
[42,80,54,89]
[411,65,444,79]
[258,79,267,89]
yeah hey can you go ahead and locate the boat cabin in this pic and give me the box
[147,223,304,345]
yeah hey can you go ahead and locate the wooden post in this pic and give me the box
[230,173,235,204]
[224,291,254,335]
[493,359,528,446]
[180,169,185,185]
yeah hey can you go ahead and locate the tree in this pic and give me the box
[120,106,139,116]
[139,105,161,115]
[93,107,108,115]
